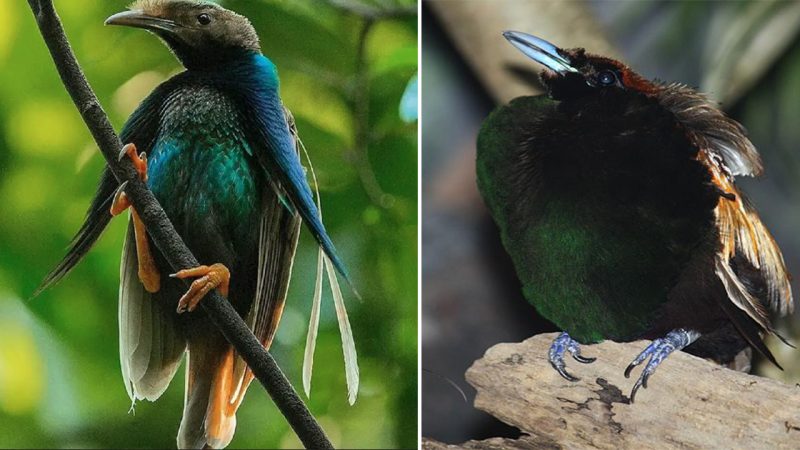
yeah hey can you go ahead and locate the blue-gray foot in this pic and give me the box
[548,332,597,382]
[624,329,700,402]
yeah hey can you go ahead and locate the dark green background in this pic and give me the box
[0,0,417,448]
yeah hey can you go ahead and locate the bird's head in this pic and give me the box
[106,0,260,70]
[503,31,764,177]
[503,31,659,101]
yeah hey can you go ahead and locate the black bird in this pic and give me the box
[477,32,794,401]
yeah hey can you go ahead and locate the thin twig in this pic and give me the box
[26,1,333,448]
[350,18,392,208]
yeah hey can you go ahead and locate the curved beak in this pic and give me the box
[503,31,578,75]
[105,10,177,33]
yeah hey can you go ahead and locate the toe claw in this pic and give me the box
[551,361,580,382]
[172,263,230,313]
[549,332,594,382]
[118,143,148,181]
[624,329,700,401]
[573,354,596,364]
[629,379,643,403]
[110,181,131,216]
[118,144,132,161]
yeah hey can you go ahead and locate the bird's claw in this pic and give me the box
[110,143,148,216]
[171,263,230,313]
[118,142,148,180]
[110,181,130,216]
[548,332,596,382]
[625,328,699,402]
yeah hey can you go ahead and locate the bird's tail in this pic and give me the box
[178,342,252,449]
[34,167,117,296]
[298,136,359,405]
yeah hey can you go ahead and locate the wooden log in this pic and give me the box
[422,435,556,450]
[436,333,800,449]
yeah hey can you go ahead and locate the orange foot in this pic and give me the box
[171,263,231,313]
[110,143,160,293]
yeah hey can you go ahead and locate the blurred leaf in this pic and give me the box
[0,315,44,415]
[329,0,417,19]
[0,1,20,63]
[702,0,800,104]
[281,71,355,148]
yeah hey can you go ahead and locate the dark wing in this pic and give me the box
[236,85,351,286]
[36,85,165,293]
[230,107,302,404]
[698,149,793,364]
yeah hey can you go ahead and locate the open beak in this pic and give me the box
[105,10,177,33]
[503,31,578,75]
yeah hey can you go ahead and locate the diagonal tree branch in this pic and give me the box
[26,1,333,448]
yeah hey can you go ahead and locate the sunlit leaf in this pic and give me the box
[0,304,44,415]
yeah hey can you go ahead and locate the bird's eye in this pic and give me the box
[597,70,617,86]
[197,13,211,25]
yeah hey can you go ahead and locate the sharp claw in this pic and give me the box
[115,180,129,193]
[548,332,595,382]
[118,144,130,161]
[112,181,129,204]
[624,363,636,378]
[625,329,700,401]
[573,354,596,364]
[172,263,230,313]
[550,360,580,382]
[110,180,131,216]
[630,378,643,403]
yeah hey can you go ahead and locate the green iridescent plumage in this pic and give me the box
[477,96,707,343]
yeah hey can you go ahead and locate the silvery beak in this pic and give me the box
[503,31,578,75]
[105,10,178,34]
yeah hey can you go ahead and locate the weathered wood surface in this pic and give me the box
[430,333,800,449]
[423,435,558,450]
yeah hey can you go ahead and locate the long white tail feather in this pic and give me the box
[297,116,359,404]
[119,219,135,402]
[325,256,359,405]
[303,247,325,398]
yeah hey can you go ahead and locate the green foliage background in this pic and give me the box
[0,0,418,448]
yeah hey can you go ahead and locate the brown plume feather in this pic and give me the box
[697,150,793,319]
[654,83,792,325]
[659,83,763,177]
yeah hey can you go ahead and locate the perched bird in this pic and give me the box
[477,32,794,401]
[38,0,358,447]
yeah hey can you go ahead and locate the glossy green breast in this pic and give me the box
[147,84,262,254]
[477,95,714,343]
[514,197,673,343]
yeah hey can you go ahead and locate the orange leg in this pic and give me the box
[110,143,160,293]
[171,263,231,313]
